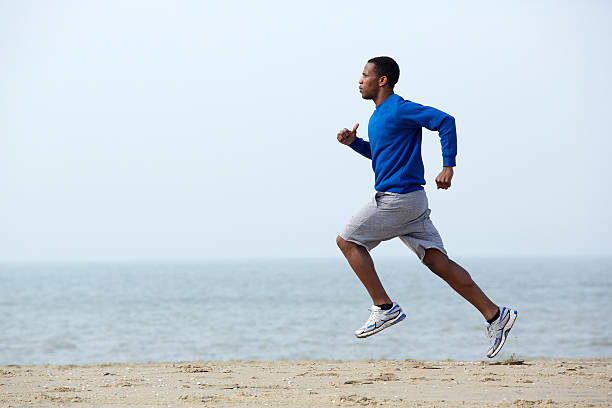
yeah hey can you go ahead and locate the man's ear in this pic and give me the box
[378,75,388,87]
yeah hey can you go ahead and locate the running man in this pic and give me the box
[336,56,516,358]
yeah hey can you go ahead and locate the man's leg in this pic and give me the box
[422,248,499,321]
[337,235,405,339]
[336,236,391,305]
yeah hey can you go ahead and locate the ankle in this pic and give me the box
[373,298,393,307]
[486,307,500,324]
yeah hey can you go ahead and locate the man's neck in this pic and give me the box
[374,89,394,107]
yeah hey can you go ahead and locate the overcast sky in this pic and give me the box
[1,1,611,261]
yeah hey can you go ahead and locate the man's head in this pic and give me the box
[358,56,400,100]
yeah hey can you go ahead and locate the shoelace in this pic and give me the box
[364,307,384,326]
[486,323,502,345]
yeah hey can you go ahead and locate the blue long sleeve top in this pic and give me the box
[349,93,457,194]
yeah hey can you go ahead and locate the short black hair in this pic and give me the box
[367,56,400,89]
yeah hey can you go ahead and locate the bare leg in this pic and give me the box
[336,236,392,305]
[423,248,498,321]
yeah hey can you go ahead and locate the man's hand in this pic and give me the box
[435,167,454,189]
[337,123,359,145]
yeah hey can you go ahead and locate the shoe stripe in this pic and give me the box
[357,312,406,338]
[364,312,400,331]
[499,307,507,322]
[387,305,399,314]
[382,311,400,321]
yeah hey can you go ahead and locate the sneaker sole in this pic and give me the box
[355,312,406,339]
[487,310,518,358]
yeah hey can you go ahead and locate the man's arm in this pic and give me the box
[400,101,457,168]
[348,137,372,159]
[337,123,372,160]
[399,101,457,189]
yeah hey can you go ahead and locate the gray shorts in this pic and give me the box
[339,189,447,261]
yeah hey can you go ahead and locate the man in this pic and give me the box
[336,56,516,358]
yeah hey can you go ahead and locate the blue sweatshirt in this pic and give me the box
[349,93,457,194]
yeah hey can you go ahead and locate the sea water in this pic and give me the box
[0,257,610,365]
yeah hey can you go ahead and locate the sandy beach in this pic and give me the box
[1,358,610,407]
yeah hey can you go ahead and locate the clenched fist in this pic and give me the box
[435,167,454,189]
[337,123,359,145]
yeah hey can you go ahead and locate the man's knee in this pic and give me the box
[422,248,449,270]
[336,235,355,254]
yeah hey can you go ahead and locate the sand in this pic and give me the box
[0,358,610,407]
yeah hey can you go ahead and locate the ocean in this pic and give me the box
[1,256,610,365]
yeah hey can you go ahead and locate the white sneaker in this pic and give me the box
[486,306,518,358]
[354,302,406,338]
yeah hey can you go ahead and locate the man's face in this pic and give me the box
[358,62,381,100]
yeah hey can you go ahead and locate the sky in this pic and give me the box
[1,1,611,261]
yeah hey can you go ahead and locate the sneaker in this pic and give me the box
[354,302,406,338]
[486,306,518,358]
